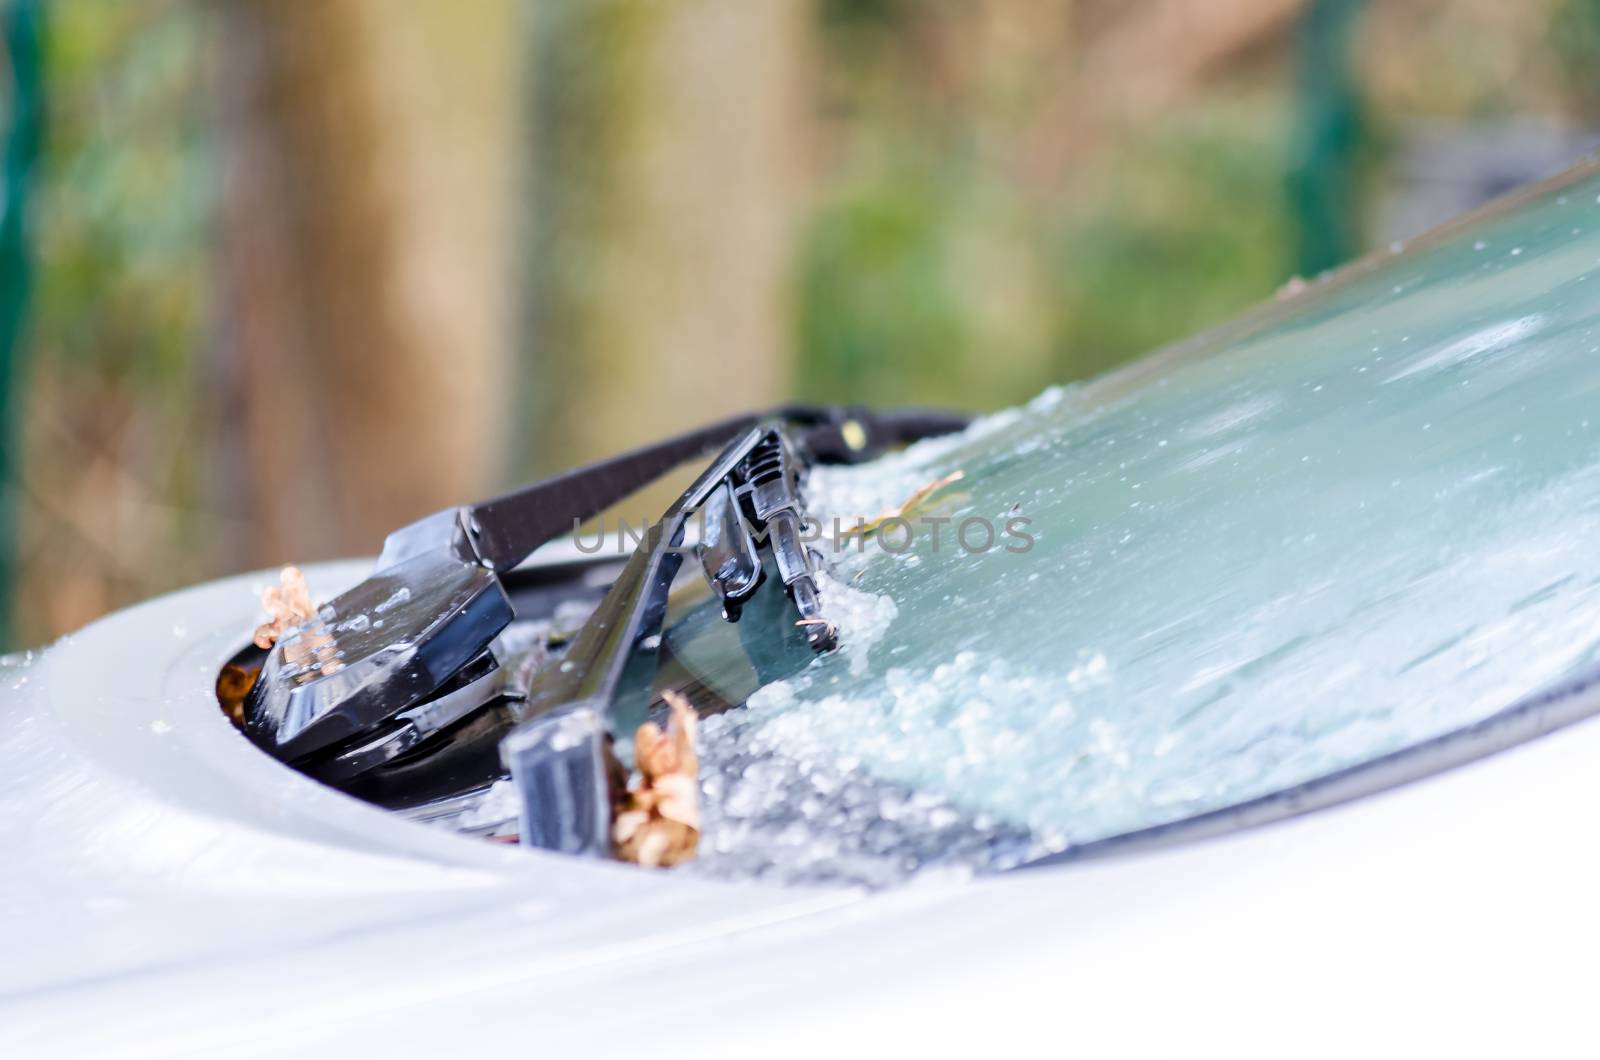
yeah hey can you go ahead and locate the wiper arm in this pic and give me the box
[701,427,834,649]
[239,404,967,847]
[503,410,983,855]
[503,421,835,852]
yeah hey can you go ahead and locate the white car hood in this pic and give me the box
[4,561,1600,1057]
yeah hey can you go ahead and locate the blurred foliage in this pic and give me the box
[798,108,1296,408]
[797,1,1299,408]
[8,0,1600,645]
[799,175,970,405]
[34,1,210,387]
[1053,110,1294,380]
[1552,0,1600,117]
[12,0,215,644]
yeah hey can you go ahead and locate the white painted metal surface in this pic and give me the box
[3,560,1598,1057]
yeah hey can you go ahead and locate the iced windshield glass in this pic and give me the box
[655,163,1600,880]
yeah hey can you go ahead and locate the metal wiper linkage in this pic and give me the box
[242,405,967,845]
[700,425,835,649]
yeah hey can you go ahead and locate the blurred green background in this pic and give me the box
[2,0,1599,647]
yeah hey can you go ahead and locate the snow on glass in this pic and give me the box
[683,170,1600,886]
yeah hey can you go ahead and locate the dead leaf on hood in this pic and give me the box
[216,664,260,726]
[614,689,700,868]
[253,565,316,649]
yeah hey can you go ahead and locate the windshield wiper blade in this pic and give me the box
[240,404,966,835]
[502,412,964,855]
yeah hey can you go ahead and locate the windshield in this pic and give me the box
[643,162,1600,882]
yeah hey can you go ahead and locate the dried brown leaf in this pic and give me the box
[652,773,700,830]
[613,808,650,845]
[253,566,317,649]
[613,689,701,867]
[216,664,260,727]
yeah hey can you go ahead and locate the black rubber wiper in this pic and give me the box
[240,405,967,842]
[503,414,956,854]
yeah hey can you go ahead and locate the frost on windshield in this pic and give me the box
[684,166,1600,885]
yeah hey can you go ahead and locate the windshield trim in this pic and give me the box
[1020,658,1600,870]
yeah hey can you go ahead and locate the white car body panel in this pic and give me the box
[4,559,1598,1057]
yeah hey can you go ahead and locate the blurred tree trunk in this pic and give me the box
[523,0,807,477]
[216,0,517,566]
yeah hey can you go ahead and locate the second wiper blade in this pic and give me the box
[502,415,927,854]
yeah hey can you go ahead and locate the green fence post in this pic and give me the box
[0,0,43,650]
[1289,0,1366,278]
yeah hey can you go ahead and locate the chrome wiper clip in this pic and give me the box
[700,427,835,650]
